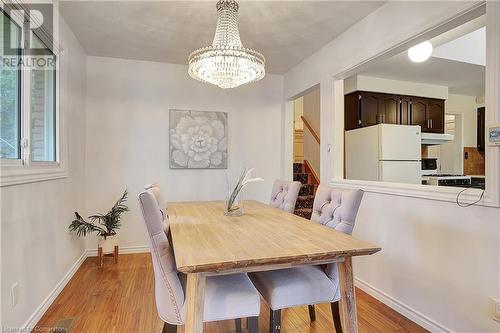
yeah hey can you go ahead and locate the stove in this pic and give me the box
[422,174,472,187]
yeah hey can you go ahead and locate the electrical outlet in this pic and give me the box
[491,298,500,322]
[11,283,18,307]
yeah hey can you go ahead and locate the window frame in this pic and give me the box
[0,8,22,162]
[0,5,66,186]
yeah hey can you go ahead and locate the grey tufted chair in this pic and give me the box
[144,183,169,233]
[310,185,364,234]
[250,185,364,333]
[138,189,261,333]
[269,179,302,213]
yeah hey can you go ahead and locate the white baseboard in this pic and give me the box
[22,250,87,330]
[354,277,453,333]
[85,245,150,257]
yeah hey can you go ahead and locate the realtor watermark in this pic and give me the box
[1,327,67,332]
[1,1,56,70]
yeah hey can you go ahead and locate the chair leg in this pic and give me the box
[308,304,316,322]
[235,318,242,333]
[248,316,259,333]
[331,301,343,333]
[269,309,281,333]
[162,322,177,333]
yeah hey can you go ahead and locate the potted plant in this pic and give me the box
[69,190,129,263]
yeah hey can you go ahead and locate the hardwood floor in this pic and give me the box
[36,253,428,333]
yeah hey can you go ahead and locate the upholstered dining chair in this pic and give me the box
[269,179,302,213]
[144,183,166,210]
[138,189,261,333]
[144,183,169,233]
[250,185,364,333]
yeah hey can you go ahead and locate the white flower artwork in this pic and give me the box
[169,109,228,169]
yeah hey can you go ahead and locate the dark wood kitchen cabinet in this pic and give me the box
[344,91,399,130]
[400,96,411,125]
[345,91,445,133]
[426,99,445,133]
[409,97,428,129]
[379,94,400,125]
[359,92,379,127]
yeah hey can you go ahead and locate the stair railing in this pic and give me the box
[301,116,320,144]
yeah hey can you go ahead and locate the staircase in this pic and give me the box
[293,162,317,220]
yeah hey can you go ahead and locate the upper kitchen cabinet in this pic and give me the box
[359,92,380,127]
[344,91,399,130]
[345,91,445,133]
[400,96,411,126]
[426,99,445,133]
[380,94,400,125]
[409,97,428,129]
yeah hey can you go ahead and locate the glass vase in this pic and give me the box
[224,189,244,216]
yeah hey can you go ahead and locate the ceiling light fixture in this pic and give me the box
[408,41,433,63]
[188,0,266,89]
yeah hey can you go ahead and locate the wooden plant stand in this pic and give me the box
[97,245,119,267]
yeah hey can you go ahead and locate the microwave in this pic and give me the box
[421,158,438,171]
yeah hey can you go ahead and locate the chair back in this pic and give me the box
[310,185,364,234]
[144,183,167,210]
[310,185,364,285]
[144,184,169,232]
[269,179,301,213]
[138,190,185,325]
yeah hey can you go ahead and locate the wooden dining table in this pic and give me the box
[168,200,381,333]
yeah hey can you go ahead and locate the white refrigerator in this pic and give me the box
[345,124,422,184]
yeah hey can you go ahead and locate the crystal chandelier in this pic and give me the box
[188,0,266,89]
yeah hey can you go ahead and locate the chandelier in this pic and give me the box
[188,0,266,89]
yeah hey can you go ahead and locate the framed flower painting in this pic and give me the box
[169,109,228,169]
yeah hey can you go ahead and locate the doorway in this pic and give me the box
[291,87,320,219]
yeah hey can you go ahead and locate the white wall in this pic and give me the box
[85,56,284,249]
[302,88,320,177]
[0,18,87,328]
[439,94,482,174]
[446,93,481,147]
[293,97,303,130]
[353,193,500,332]
[284,1,500,332]
[439,114,464,174]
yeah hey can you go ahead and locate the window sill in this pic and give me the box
[1,164,67,187]
[328,179,498,208]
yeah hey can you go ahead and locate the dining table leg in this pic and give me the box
[338,257,358,333]
[185,273,206,333]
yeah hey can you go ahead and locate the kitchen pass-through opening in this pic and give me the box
[343,13,486,190]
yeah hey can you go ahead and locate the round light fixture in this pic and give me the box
[408,41,433,63]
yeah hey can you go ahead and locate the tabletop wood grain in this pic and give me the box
[168,200,380,274]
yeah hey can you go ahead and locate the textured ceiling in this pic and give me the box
[59,1,384,74]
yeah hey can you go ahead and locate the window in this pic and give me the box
[0,11,21,159]
[1,8,63,186]
[30,33,56,162]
